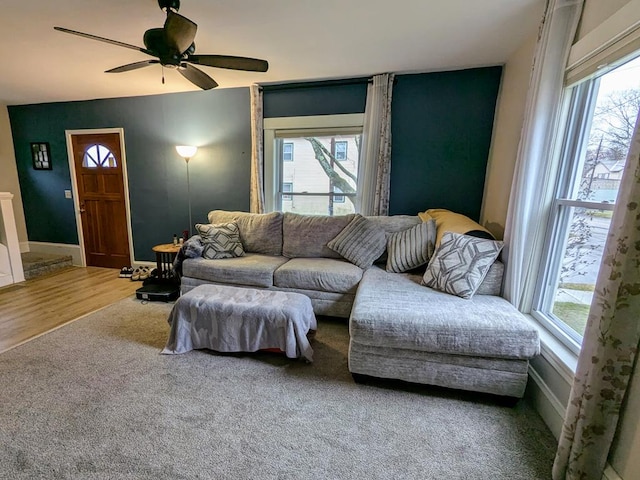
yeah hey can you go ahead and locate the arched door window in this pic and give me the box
[82,144,117,168]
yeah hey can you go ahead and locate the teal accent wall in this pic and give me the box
[389,67,502,219]
[9,68,502,263]
[263,80,368,118]
[9,88,251,261]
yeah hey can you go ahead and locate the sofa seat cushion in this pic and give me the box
[274,258,363,294]
[350,267,539,359]
[182,254,289,288]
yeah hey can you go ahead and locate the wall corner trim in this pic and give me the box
[603,464,623,480]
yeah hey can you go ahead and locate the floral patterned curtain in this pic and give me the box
[249,84,265,214]
[357,73,394,216]
[553,110,640,479]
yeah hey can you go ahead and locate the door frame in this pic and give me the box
[65,128,134,268]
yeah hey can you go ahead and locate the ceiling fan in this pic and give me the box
[54,0,269,90]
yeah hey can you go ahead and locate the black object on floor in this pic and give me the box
[135,283,179,302]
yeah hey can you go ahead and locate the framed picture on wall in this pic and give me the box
[31,142,52,170]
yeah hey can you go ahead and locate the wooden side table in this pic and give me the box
[152,243,181,280]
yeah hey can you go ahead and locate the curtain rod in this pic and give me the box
[261,77,371,92]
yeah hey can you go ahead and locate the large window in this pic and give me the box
[264,115,364,215]
[533,54,640,352]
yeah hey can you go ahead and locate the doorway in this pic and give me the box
[67,130,133,269]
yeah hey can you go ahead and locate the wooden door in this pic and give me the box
[71,133,131,269]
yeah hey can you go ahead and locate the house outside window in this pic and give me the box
[282,182,293,201]
[335,141,348,161]
[264,114,364,216]
[532,53,640,353]
[282,142,293,162]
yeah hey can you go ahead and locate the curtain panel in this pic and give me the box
[249,84,265,214]
[553,110,640,480]
[502,0,584,311]
[357,73,394,216]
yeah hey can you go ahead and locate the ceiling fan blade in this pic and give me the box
[105,60,160,73]
[179,64,218,90]
[54,26,153,55]
[187,54,269,72]
[164,11,197,54]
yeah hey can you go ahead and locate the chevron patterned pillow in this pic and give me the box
[422,232,503,299]
[196,222,245,260]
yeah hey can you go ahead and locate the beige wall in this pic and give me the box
[480,33,537,239]
[0,104,28,246]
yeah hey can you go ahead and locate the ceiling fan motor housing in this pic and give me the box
[158,0,180,12]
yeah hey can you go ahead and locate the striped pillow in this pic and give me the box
[327,214,386,269]
[385,220,436,273]
[196,222,245,260]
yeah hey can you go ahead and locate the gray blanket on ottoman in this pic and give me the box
[162,284,317,361]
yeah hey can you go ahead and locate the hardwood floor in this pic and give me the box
[0,266,140,353]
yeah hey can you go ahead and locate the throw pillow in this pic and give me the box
[327,214,386,269]
[385,220,436,273]
[196,222,245,260]
[422,232,503,299]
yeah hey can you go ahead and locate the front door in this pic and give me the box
[71,132,131,269]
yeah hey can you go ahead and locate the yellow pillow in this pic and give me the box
[418,208,494,246]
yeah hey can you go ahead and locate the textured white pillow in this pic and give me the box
[422,232,503,299]
[196,222,245,260]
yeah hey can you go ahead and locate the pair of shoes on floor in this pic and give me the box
[119,266,134,278]
[131,266,151,281]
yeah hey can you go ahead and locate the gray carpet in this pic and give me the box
[0,297,556,479]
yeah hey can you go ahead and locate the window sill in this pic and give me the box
[522,313,578,384]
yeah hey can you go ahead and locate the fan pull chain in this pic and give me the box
[162,65,165,84]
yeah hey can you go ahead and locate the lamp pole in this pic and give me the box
[185,156,192,236]
[175,146,198,236]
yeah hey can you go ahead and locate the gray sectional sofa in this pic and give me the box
[179,210,540,398]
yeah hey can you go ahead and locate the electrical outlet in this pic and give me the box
[64,190,72,199]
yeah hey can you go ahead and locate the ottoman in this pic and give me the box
[161,284,317,361]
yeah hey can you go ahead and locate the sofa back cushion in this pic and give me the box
[282,212,356,258]
[364,215,421,235]
[207,210,283,256]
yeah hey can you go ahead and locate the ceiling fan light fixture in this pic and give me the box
[158,0,181,13]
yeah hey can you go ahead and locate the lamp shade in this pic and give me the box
[175,145,198,159]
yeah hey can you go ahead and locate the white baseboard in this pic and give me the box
[603,465,623,480]
[19,241,30,253]
[29,242,83,266]
[528,365,566,439]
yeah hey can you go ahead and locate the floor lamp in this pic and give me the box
[175,145,198,235]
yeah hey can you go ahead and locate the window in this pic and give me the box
[264,114,364,215]
[82,144,117,168]
[282,182,293,201]
[533,54,640,352]
[282,142,293,162]
[335,141,348,160]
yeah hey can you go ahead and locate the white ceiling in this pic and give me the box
[0,0,544,106]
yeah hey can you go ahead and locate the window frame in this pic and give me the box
[263,114,364,214]
[531,63,636,354]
